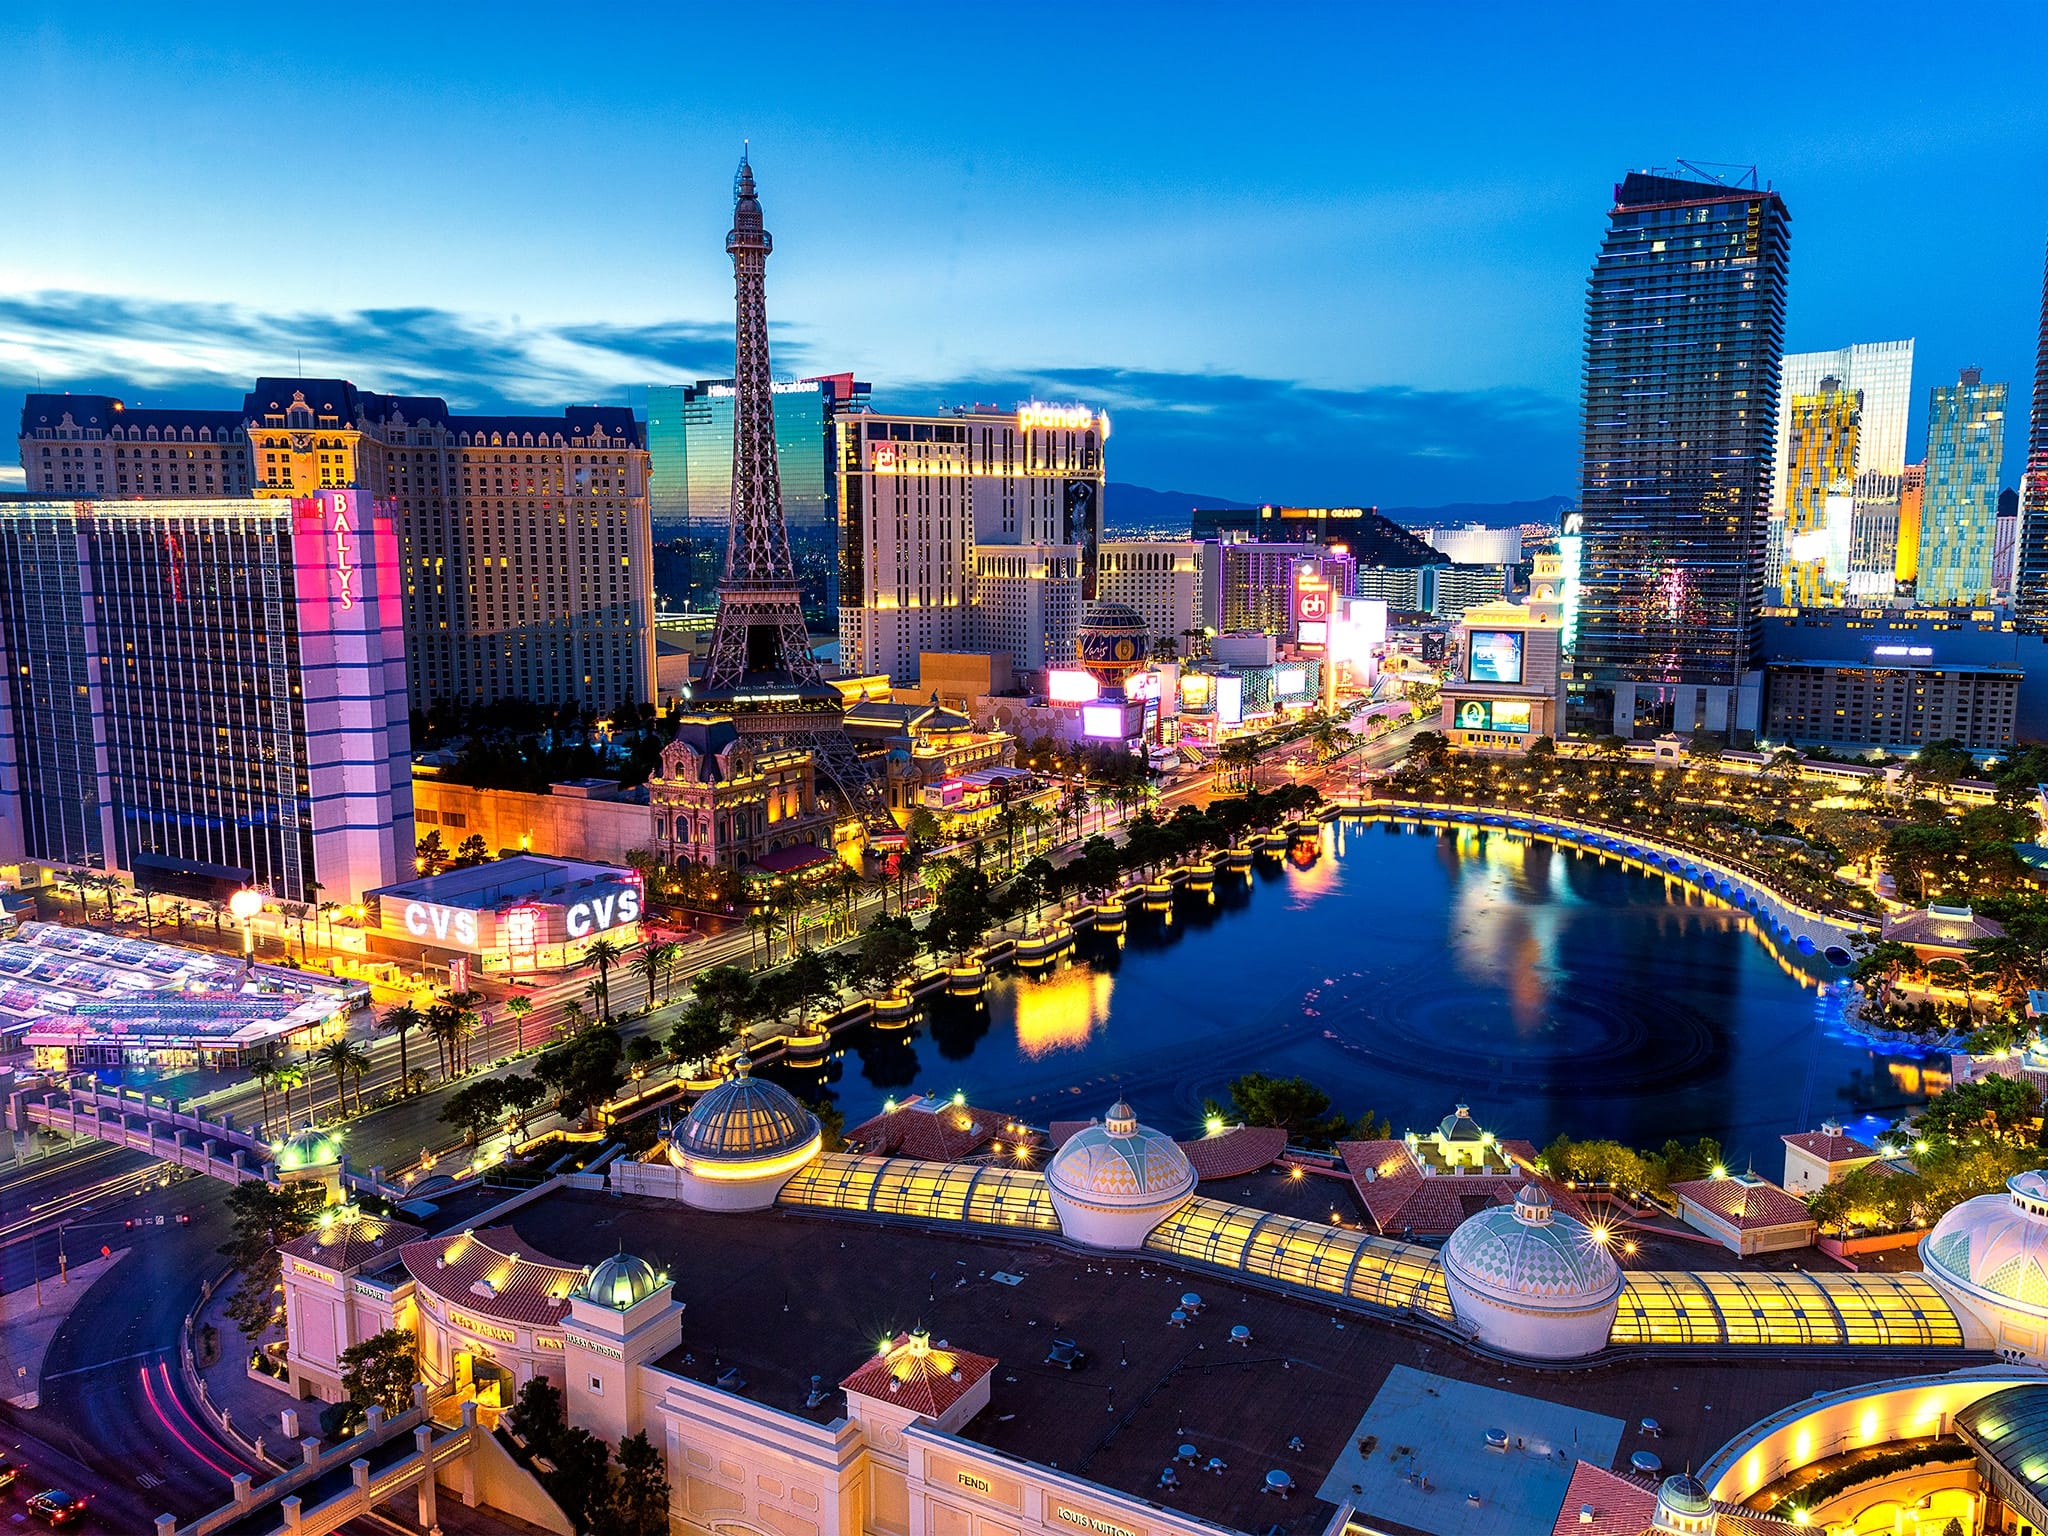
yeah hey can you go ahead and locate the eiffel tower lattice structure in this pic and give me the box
[698,151,900,843]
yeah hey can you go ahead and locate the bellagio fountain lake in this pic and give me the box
[760,818,1938,1166]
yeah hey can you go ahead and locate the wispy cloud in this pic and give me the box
[0,292,1576,504]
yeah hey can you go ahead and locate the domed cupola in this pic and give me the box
[576,1252,667,1312]
[1045,1099,1196,1249]
[1649,1472,1714,1534]
[1440,1183,1624,1360]
[273,1125,347,1202]
[665,1056,822,1211]
[1921,1168,2048,1357]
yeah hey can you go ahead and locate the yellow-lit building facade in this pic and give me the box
[650,715,843,872]
[18,378,654,712]
[1781,385,1861,605]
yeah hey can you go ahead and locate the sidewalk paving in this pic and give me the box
[192,1276,298,1466]
[0,1247,127,1409]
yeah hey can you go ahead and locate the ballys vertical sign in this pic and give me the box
[329,490,358,611]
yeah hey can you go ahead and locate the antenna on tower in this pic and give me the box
[1676,159,1759,191]
[734,140,750,204]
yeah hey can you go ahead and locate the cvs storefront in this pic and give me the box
[364,854,644,975]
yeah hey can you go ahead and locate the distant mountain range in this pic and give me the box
[1105,483,1570,533]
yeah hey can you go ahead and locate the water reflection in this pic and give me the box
[758,818,1936,1167]
[1013,966,1115,1059]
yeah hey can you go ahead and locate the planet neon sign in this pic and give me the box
[1016,403,1099,432]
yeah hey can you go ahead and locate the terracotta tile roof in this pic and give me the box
[1335,1137,1588,1235]
[1671,1175,1816,1232]
[1048,1119,1093,1149]
[1781,1130,1878,1163]
[400,1226,587,1327]
[1177,1126,1287,1180]
[281,1212,425,1272]
[1547,1461,1800,1536]
[844,1096,1038,1162]
[839,1331,996,1420]
[1548,1462,1657,1536]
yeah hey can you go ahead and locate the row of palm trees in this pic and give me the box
[51,872,351,960]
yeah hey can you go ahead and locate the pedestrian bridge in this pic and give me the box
[3,1081,390,1196]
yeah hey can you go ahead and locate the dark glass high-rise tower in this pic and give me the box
[2014,242,2048,630]
[1569,170,1790,739]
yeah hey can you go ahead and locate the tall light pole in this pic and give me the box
[229,888,264,962]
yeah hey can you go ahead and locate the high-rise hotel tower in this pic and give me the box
[1569,170,1790,738]
[0,490,414,903]
[2014,244,2048,629]
[20,381,654,712]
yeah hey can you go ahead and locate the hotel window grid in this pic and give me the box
[1572,174,1791,726]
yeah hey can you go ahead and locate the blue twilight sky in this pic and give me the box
[2,1,2045,507]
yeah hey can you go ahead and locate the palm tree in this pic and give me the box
[92,873,121,925]
[205,898,229,937]
[560,998,587,1037]
[65,870,95,924]
[442,990,483,1071]
[314,1040,355,1118]
[424,1005,465,1079]
[504,996,534,1051]
[274,1063,306,1128]
[377,1003,423,1092]
[341,1042,372,1113]
[316,900,340,949]
[635,942,666,1010]
[582,936,623,1021]
[744,908,778,968]
[250,1062,276,1131]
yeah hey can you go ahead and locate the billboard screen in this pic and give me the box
[1275,666,1307,694]
[1216,675,1244,726]
[1452,700,1530,735]
[1466,629,1524,685]
[1297,621,1327,645]
[1047,669,1100,703]
[1179,673,1212,710]
[1421,632,1448,664]
[1082,704,1126,739]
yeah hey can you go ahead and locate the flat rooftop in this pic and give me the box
[495,1187,1954,1536]
[367,854,631,910]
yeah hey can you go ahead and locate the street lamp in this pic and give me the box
[229,887,265,960]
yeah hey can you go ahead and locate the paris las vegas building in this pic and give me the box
[18,379,655,712]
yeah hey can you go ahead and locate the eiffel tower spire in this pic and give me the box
[698,152,898,840]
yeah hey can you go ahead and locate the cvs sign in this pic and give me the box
[566,885,642,939]
[404,900,479,948]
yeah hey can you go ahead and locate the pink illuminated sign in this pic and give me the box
[329,491,359,611]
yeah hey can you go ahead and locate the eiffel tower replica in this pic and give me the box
[698,151,900,843]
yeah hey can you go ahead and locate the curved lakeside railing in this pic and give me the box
[1351,799,1874,956]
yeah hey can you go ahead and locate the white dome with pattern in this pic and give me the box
[1046,1101,1195,1250]
[1923,1171,2048,1331]
[1440,1185,1624,1360]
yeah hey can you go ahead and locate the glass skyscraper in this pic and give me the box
[1915,368,2008,607]
[1768,339,1914,604]
[2016,244,2048,629]
[646,373,867,626]
[1570,170,1790,739]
